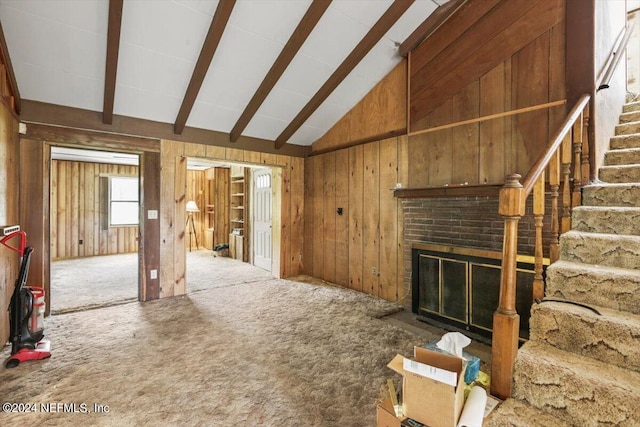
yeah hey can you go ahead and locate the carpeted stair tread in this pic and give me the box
[513,341,640,427]
[530,302,640,373]
[623,101,640,113]
[560,230,640,270]
[615,120,640,135]
[604,147,640,165]
[620,110,640,123]
[582,182,640,206]
[546,260,640,315]
[610,134,640,150]
[485,398,572,427]
[571,206,640,235]
[599,164,640,183]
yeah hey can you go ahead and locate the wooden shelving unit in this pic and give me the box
[229,166,245,260]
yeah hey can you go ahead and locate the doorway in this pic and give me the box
[253,168,272,272]
[49,146,140,313]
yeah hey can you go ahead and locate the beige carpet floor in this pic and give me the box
[1,266,441,426]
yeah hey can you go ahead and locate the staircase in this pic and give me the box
[486,100,640,426]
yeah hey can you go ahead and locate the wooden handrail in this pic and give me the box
[522,94,591,195]
[490,94,591,400]
[597,21,636,91]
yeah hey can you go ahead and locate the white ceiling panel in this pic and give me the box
[0,0,443,147]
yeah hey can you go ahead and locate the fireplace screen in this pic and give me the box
[412,244,543,341]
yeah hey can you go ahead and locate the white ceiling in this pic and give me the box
[0,0,440,146]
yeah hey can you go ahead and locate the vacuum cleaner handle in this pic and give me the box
[0,231,27,257]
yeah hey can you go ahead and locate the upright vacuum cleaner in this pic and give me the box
[1,229,51,368]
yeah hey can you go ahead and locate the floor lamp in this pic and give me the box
[186,200,200,252]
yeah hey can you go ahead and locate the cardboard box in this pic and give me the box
[377,397,425,427]
[387,347,466,427]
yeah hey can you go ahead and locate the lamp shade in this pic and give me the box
[186,200,200,212]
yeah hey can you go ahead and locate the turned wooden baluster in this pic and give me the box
[490,174,524,400]
[532,172,545,300]
[581,106,591,183]
[572,113,583,208]
[561,133,573,234]
[548,150,561,263]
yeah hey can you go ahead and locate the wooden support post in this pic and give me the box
[581,106,591,184]
[533,172,545,300]
[548,150,560,263]
[491,174,524,400]
[572,113,583,208]
[561,134,572,234]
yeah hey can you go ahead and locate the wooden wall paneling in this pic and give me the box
[407,133,430,188]
[57,161,67,257]
[206,144,225,160]
[77,162,85,257]
[411,0,563,129]
[479,62,508,184]
[427,100,454,186]
[397,135,409,303]
[19,139,47,310]
[50,161,57,260]
[548,21,567,150]
[173,155,187,296]
[303,156,315,275]
[260,152,278,166]
[186,169,206,250]
[312,154,324,279]
[213,167,230,248]
[512,32,551,176]
[141,151,161,301]
[378,137,398,301]
[159,140,182,297]
[334,150,349,287]
[271,167,282,277]
[451,81,480,184]
[363,141,380,296]
[184,142,205,158]
[323,152,336,283]
[289,156,304,276]
[226,147,244,162]
[312,61,407,153]
[244,150,261,165]
[276,155,291,277]
[0,104,18,342]
[348,145,364,291]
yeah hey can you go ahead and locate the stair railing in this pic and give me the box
[490,94,591,400]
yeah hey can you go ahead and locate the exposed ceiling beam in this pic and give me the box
[102,0,124,125]
[274,0,415,149]
[174,0,236,135]
[0,20,21,114]
[229,0,332,143]
[398,0,467,57]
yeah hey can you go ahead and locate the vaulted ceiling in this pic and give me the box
[0,0,458,148]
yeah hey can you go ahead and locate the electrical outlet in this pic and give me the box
[150,269,158,280]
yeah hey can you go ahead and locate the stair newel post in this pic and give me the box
[581,105,591,183]
[533,172,545,300]
[491,174,525,400]
[548,150,561,263]
[572,113,583,208]
[561,133,573,234]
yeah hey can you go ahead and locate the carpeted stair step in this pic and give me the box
[582,182,640,207]
[485,399,572,427]
[560,230,640,270]
[513,341,640,427]
[610,134,640,150]
[546,260,640,315]
[599,164,640,183]
[572,206,640,235]
[619,110,640,123]
[529,302,640,373]
[623,100,640,113]
[615,120,640,135]
[604,147,640,165]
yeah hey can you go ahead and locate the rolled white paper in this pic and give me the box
[457,386,487,427]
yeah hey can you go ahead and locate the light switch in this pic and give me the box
[147,210,158,219]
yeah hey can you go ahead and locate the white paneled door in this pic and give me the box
[253,169,272,271]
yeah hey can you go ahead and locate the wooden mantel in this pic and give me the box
[394,183,502,198]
